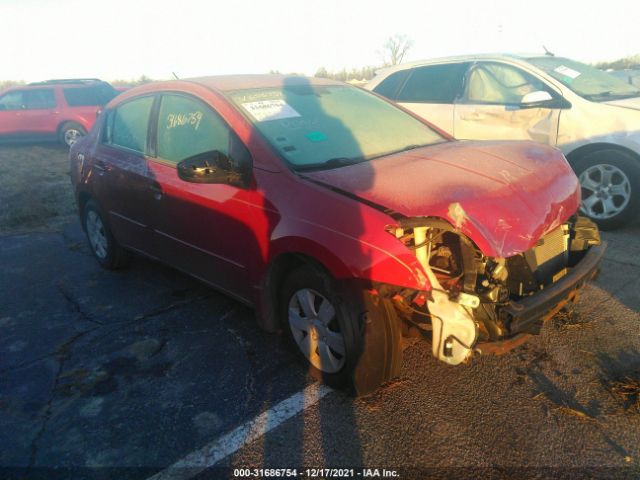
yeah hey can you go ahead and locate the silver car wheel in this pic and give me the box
[579,163,631,220]
[86,211,108,259]
[288,288,346,374]
[64,128,83,147]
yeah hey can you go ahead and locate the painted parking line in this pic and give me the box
[147,383,333,480]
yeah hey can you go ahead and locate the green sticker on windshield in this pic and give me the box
[305,131,327,142]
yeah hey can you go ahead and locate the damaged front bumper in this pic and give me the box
[478,242,606,355]
[387,215,605,365]
[500,242,606,335]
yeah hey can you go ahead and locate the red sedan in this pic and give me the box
[69,75,605,394]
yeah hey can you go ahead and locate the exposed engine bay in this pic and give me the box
[385,216,603,365]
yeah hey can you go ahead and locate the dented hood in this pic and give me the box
[303,140,580,258]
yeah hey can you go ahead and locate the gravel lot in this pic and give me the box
[1,145,639,479]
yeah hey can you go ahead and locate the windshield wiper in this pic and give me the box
[386,144,429,156]
[585,91,640,101]
[295,156,361,172]
[295,145,430,172]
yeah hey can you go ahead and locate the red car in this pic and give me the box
[0,78,118,147]
[69,75,605,394]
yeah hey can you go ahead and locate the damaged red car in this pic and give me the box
[69,75,605,394]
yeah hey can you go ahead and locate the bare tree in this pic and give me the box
[381,34,413,66]
[314,66,329,78]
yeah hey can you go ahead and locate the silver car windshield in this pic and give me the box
[228,83,445,171]
[528,57,640,101]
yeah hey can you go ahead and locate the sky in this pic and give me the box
[2,0,639,82]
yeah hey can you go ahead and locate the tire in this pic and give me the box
[82,199,130,269]
[573,149,640,230]
[280,264,402,395]
[59,122,87,148]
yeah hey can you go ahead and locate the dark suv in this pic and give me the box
[0,78,118,147]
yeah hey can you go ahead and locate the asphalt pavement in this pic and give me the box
[1,217,639,480]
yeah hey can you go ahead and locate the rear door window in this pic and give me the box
[104,96,154,153]
[156,94,230,164]
[372,70,410,100]
[396,63,469,103]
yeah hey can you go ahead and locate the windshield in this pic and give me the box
[228,83,445,170]
[528,57,640,101]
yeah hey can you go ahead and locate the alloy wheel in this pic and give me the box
[64,128,83,147]
[579,163,631,220]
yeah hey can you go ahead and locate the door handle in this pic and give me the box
[461,111,486,121]
[94,161,108,175]
[149,182,163,201]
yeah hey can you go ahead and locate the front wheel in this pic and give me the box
[83,200,130,269]
[280,264,402,395]
[574,150,640,230]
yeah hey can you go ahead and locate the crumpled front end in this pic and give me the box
[385,215,605,365]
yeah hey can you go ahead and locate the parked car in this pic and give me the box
[367,54,640,229]
[0,78,118,147]
[70,75,605,394]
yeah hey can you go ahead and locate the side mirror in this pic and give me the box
[521,90,553,105]
[177,150,247,187]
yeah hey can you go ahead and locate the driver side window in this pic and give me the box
[156,94,230,164]
[0,91,25,110]
[465,63,548,105]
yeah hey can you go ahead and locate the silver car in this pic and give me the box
[367,54,640,229]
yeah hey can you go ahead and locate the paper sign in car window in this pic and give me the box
[554,66,581,79]
[242,99,301,122]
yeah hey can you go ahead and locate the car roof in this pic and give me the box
[186,74,345,92]
[27,78,109,86]
[0,79,112,94]
[115,75,345,99]
[108,75,349,106]
[374,53,548,75]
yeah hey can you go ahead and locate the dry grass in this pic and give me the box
[0,144,76,234]
[553,308,594,331]
[607,371,640,413]
[553,406,597,422]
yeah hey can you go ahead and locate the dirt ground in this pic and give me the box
[0,144,75,234]
[1,144,639,479]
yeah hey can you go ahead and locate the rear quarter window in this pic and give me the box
[64,85,117,106]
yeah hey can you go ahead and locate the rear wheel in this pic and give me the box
[59,122,87,147]
[574,150,639,230]
[280,264,402,395]
[83,200,130,269]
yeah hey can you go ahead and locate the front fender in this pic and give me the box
[253,220,432,333]
[269,219,431,291]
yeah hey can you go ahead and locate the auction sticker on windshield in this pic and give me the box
[241,99,301,122]
[554,65,581,79]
